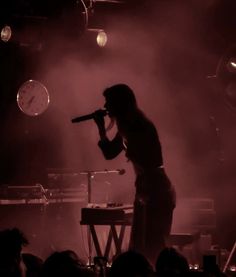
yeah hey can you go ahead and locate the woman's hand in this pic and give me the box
[93,109,105,127]
[93,109,106,139]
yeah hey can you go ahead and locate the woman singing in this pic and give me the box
[93,84,176,265]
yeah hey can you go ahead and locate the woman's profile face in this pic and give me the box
[103,86,136,118]
[104,97,117,117]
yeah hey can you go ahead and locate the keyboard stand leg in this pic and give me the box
[111,225,126,256]
[90,225,103,257]
[104,228,113,258]
[88,224,128,262]
[87,225,92,265]
[118,225,126,249]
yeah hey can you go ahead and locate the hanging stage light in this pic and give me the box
[216,44,236,110]
[96,30,107,47]
[87,28,108,47]
[226,57,236,73]
[1,25,12,42]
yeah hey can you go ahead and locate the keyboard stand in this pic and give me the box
[81,205,201,263]
[81,220,131,260]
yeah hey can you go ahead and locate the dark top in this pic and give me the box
[98,112,163,176]
[98,110,176,207]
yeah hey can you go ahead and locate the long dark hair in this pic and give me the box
[103,84,137,116]
[103,84,144,134]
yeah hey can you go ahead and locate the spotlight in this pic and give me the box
[189,264,200,270]
[87,28,108,47]
[229,265,236,272]
[96,30,107,47]
[227,57,236,73]
[216,44,236,110]
[1,25,12,42]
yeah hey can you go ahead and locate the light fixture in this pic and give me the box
[87,28,108,47]
[189,264,200,270]
[226,57,236,73]
[96,30,107,47]
[216,44,236,110]
[229,265,236,272]
[1,25,12,42]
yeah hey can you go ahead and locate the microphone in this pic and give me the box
[71,109,107,123]
[118,169,126,175]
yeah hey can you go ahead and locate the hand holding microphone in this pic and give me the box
[71,109,108,139]
[93,109,107,128]
[71,109,107,123]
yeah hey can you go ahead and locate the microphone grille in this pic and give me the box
[119,169,126,175]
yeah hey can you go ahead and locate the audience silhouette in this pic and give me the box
[41,249,95,277]
[155,247,189,277]
[0,227,28,277]
[0,227,229,277]
[22,253,43,277]
[109,250,155,277]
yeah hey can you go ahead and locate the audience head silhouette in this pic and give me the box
[41,250,95,277]
[22,253,43,277]
[155,247,189,277]
[109,250,154,277]
[0,227,28,277]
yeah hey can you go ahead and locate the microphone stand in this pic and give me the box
[80,169,124,204]
[79,169,125,266]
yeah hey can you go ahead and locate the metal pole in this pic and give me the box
[223,241,236,273]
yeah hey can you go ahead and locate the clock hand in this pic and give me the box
[27,96,35,107]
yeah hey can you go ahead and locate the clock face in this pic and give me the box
[17,80,50,116]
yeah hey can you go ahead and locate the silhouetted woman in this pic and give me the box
[94,84,176,265]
